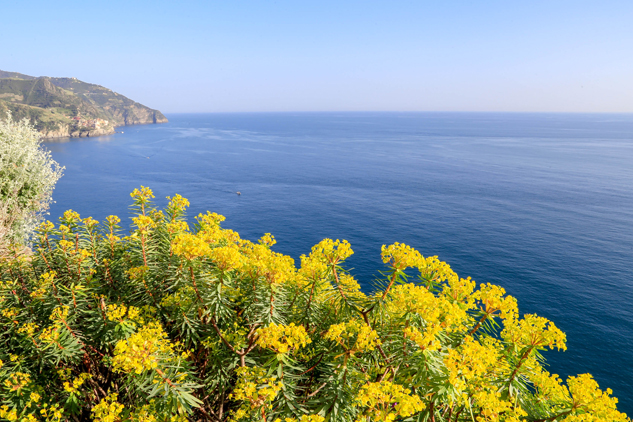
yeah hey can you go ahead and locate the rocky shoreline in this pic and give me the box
[41,125,116,140]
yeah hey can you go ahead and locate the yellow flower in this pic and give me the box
[112,323,175,374]
[230,367,283,417]
[444,336,500,394]
[565,374,629,422]
[474,283,518,321]
[62,209,81,223]
[106,215,121,226]
[259,233,276,246]
[38,220,55,232]
[256,323,311,354]
[172,233,211,260]
[356,381,424,422]
[381,242,423,270]
[3,372,31,392]
[309,238,353,264]
[166,220,189,234]
[63,373,91,395]
[49,306,69,324]
[324,320,381,355]
[472,390,526,422]
[167,193,190,212]
[502,314,567,351]
[132,215,156,232]
[529,368,571,404]
[195,211,226,228]
[82,216,99,229]
[130,186,155,201]
[92,393,124,422]
[209,244,244,271]
[403,325,442,351]
[17,322,39,337]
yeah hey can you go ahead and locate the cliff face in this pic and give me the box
[40,124,115,140]
[0,70,167,138]
[101,100,168,126]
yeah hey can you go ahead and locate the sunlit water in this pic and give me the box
[45,112,633,413]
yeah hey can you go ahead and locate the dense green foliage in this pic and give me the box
[0,115,63,252]
[0,188,628,422]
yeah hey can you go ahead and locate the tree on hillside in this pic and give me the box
[0,113,63,254]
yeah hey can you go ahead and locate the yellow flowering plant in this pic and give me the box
[0,187,628,421]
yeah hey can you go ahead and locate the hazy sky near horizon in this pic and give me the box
[3,0,633,113]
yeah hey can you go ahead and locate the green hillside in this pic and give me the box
[0,70,167,138]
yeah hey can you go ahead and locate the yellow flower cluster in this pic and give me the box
[167,194,190,212]
[403,325,442,351]
[444,336,499,393]
[0,407,17,422]
[502,314,567,351]
[209,244,244,271]
[355,381,425,422]
[259,233,276,247]
[3,372,31,392]
[132,215,156,233]
[63,373,91,395]
[49,305,69,324]
[39,403,64,421]
[107,303,141,323]
[324,320,381,355]
[106,215,121,226]
[38,220,55,233]
[112,323,174,374]
[83,216,99,229]
[387,284,440,320]
[130,186,155,202]
[309,238,353,264]
[274,416,325,422]
[31,271,56,300]
[230,367,283,420]
[39,326,61,345]
[17,322,38,337]
[62,210,81,223]
[529,369,570,404]
[472,390,526,422]
[418,255,460,286]
[256,323,311,354]
[381,242,423,270]
[1,307,19,322]
[92,393,125,422]
[475,283,518,321]
[565,374,629,422]
[166,220,189,235]
[172,233,211,260]
[387,284,469,333]
[129,404,158,422]
[241,242,296,286]
[298,253,329,284]
[198,210,226,224]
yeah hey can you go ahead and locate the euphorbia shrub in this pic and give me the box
[0,187,628,422]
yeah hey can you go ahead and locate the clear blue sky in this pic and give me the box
[3,0,633,113]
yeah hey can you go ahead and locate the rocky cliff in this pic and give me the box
[0,70,167,138]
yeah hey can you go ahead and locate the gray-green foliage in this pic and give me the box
[0,113,63,249]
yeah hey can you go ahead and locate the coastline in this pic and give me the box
[40,119,167,140]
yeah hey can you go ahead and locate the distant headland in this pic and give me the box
[0,70,167,139]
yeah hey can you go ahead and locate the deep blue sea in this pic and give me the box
[45,112,633,413]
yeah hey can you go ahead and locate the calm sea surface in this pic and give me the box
[45,112,633,413]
